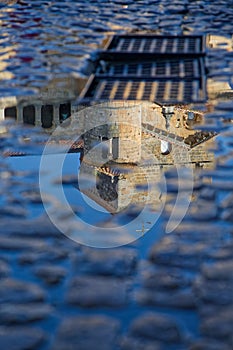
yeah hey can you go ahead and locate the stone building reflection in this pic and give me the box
[0,75,83,130]
[0,33,232,222]
[73,100,216,214]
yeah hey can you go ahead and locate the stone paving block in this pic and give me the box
[120,336,162,350]
[76,247,138,276]
[136,288,196,309]
[172,223,226,243]
[193,276,233,305]
[0,205,28,218]
[18,246,69,265]
[141,266,192,290]
[200,309,233,344]
[0,215,62,238]
[0,278,46,304]
[129,312,183,343]
[0,236,48,251]
[0,303,53,325]
[207,244,233,260]
[52,315,120,350]
[32,264,67,285]
[149,236,210,269]
[66,275,129,307]
[0,259,10,278]
[189,338,232,350]
[201,260,233,280]
[189,203,218,221]
[0,326,46,350]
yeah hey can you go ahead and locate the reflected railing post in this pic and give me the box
[0,108,4,121]
[162,105,175,130]
[35,105,42,127]
[53,104,60,127]
[16,105,23,123]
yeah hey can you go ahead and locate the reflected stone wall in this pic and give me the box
[0,76,78,130]
[72,101,142,165]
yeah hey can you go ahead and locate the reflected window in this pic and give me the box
[102,136,109,159]
[112,137,119,159]
[4,107,17,119]
[41,105,53,128]
[161,140,172,155]
[23,105,35,125]
[59,103,71,123]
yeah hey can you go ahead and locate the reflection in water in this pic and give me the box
[3,33,233,245]
[35,97,218,247]
[2,98,217,224]
[0,76,78,130]
[34,99,217,247]
[0,4,232,347]
[74,101,216,223]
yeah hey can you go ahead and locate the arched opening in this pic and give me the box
[4,106,17,119]
[41,105,53,128]
[59,102,71,123]
[23,105,35,125]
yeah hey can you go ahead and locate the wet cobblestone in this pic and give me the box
[0,0,233,349]
[0,279,46,304]
[0,303,53,325]
[75,247,138,277]
[0,326,46,350]
[52,315,120,350]
[66,275,130,308]
[129,312,183,343]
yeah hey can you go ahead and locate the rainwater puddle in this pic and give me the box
[0,2,233,349]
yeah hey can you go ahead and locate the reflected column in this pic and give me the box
[0,108,4,121]
[35,104,42,127]
[16,105,23,123]
[53,104,60,127]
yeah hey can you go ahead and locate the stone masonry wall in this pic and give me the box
[71,101,142,165]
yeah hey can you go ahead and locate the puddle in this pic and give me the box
[3,99,217,248]
[0,3,233,349]
[1,30,233,248]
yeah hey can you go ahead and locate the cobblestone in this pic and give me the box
[201,260,233,280]
[75,246,138,276]
[33,264,67,285]
[0,326,46,350]
[193,276,233,306]
[52,315,120,350]
[129,312,183,343]
[0,236,49,251]
[66,275,129,307]
[136,287,196,309]
[0,303,53,325]
[189,339,232,350]
[149,236,210,270]
[200,309,233,343]
[18,246,69,265]
[120,336,162,350]
[0,279,46,304]
[0,259,10,277]
[141,266,192,290]
[189,202,218,221]
[0,1,233,349]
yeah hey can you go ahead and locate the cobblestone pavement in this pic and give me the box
[1,137,233,350]
[0,1,233,350]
